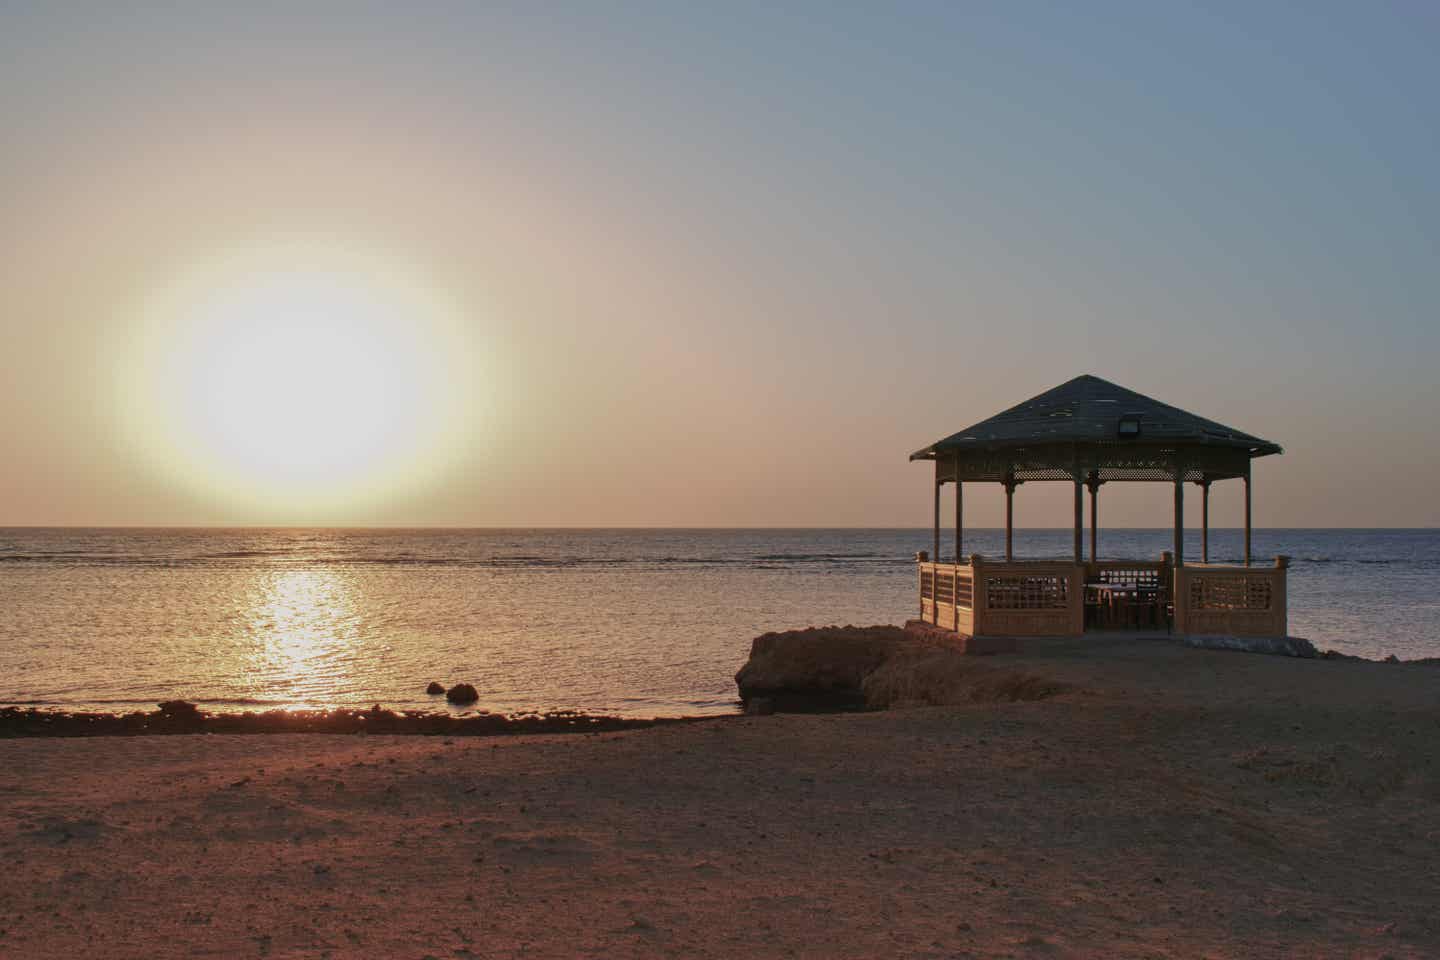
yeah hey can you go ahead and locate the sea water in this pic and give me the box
[1,528,1437,717]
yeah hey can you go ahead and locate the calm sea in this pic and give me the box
[1,528,1437,717]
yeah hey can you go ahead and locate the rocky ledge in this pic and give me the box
[734,625,1068,713]
[1183,634,1320,658]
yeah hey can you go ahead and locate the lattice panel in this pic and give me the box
[1011,467,1078,481]
[919,570,934,601]
[955,575,973,609]
[1095,467,1188,482]
[934,575,954,605]
[1189,575,1272,611]
[986,575,1069,610]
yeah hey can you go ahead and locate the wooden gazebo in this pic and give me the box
[911,374,1289,639]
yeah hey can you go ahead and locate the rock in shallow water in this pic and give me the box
[426,681,445,695]
[446,683,480,704]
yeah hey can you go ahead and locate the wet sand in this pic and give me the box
[3,635,1438,958]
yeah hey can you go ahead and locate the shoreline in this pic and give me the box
[0,702,724,738]
[4,640,1438,738]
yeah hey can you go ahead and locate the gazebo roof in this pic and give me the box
[910,375,1281,482]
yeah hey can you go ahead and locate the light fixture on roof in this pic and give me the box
[1117,414,1142,438]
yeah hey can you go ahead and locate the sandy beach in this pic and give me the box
[4,635,1438,959]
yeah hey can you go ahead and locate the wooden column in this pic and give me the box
[917,555,925,619]
[1172,465,1185,568]
[1072,478,1083,563]
[1003,477,1017,562]
[1086,474,1100,563]
[953,456,963,563]
[1200,479,1211,563]
[1243,463,1252,567]
[932,459,941,562]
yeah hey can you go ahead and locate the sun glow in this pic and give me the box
[119,243,482,516]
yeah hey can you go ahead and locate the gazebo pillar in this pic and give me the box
[932,459,941,561]
[953,454,963,562]
[1072,477,1083,563]
[1200,479,1211,563]
[1243,463,1253,567]
[1086,473,1101,563]
[1172,465,1185,568]
[1003,476,1018,562]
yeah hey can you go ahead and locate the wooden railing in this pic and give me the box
[918,556,1083,637]
[918,560,975,634]
[972,558,1085,637]
[916,553,1288,639]
[1174,557,1289,638]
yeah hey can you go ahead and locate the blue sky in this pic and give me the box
[1,2,1437,525]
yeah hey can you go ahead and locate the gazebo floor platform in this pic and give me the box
[904,622,1304,657]
[905,620,1173,649]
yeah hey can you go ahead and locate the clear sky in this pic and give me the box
[2,2,1437,527]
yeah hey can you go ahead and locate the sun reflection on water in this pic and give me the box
[241,568,364,706]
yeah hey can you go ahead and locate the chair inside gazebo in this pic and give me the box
[912,375,1289,640]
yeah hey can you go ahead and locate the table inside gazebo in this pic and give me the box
[1084,579,1160,630]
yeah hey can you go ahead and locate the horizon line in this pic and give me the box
[1,523,1436,532]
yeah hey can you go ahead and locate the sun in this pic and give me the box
[172,269,433,489]
[118,243,481,516]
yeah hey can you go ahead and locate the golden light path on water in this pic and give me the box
[239,568,367,709]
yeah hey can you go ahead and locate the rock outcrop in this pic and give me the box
[734,625,1063,712]
[734,626,915,711]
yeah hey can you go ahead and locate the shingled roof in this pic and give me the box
[910,374,1281,461]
